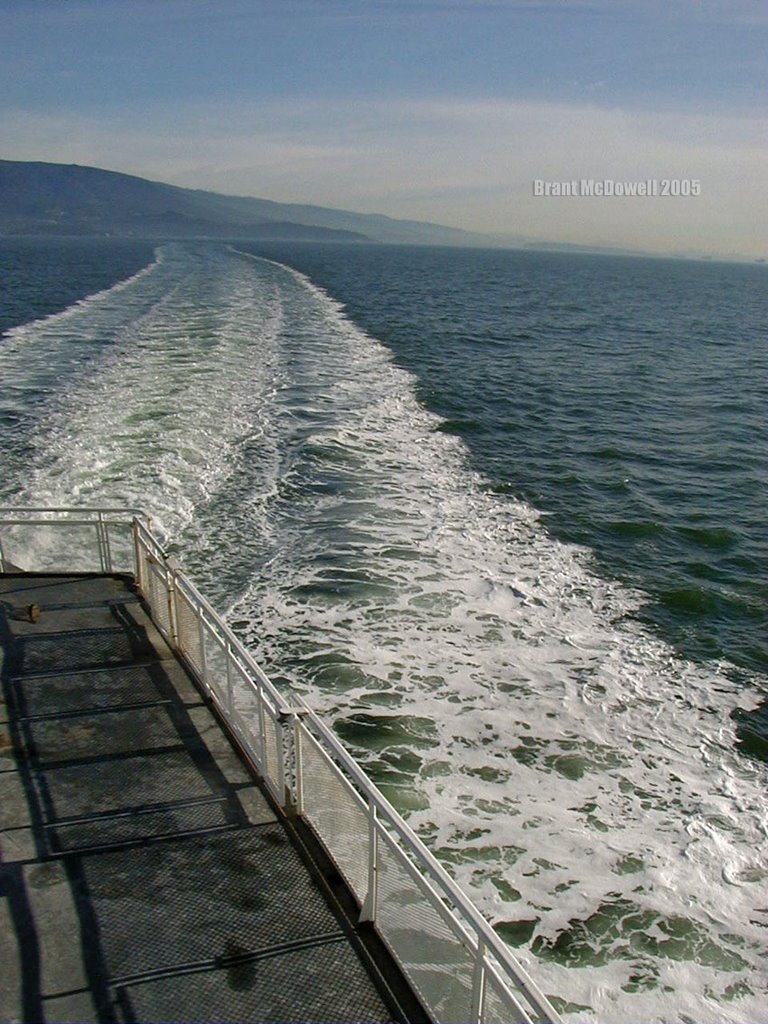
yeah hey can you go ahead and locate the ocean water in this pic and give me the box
[1,237,767,1023]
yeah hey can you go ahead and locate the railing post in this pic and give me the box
[99,512,114,573]
[292,714,304,816]
[257,694,268,773]
[360,801,379,924]
[225,638,234,716]
[163,557,180,648]
[197,607,209,692]
[276,716,288,809]
[470,937,487,1024]
[96,513,108,573]
[132,520,144,592]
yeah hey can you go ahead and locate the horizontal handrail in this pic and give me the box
[0,506,145,515]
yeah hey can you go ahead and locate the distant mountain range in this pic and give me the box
[0,159,498,247]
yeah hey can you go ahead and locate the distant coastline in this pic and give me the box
[1,159,763,264]
[0,159,496,248]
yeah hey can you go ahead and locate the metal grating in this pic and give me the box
[261,704,283,797]
[10,659,198,716]
[227,664,283,798]
[82,826,342,979]
[104,523,134,573]
[201,618,229,698]
[25,705,182,764]
[48,799,235,853]
[122,937,396,1024]
[0,566,430,1024]
[10,663,169,717]
[0,573,129,605]
[40,750,221,819]
[0,516,563,1024]
[9,602,125,635]
[15,627,156,674]
[229,703,266,776]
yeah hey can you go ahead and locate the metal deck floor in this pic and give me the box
[0,574,408,1024]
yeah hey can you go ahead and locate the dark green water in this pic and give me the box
[246,242,768,683]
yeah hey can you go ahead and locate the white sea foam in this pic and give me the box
[4,244,767,1023]
[224,253,768,1023]
[2,245,286,543]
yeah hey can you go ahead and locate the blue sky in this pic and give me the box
[2,0,767,256]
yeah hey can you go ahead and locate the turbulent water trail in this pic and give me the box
[1,245,285,543]
[1,243,766,1023]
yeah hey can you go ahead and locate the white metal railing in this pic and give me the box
[0,507,144,574]
[0,508,562,1024]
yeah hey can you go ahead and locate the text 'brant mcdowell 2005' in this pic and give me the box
[532,179,702,197]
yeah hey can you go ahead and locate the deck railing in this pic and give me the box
[0,507,562,1024]
[0,506,141,574]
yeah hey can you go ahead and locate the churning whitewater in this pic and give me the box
[1,242,766,1023]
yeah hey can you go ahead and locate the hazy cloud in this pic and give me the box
[4,94,765,256]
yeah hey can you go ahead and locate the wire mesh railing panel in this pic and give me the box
[134,524,162,589]
[104,522,135,572]
[297,724,370,901]
[262,704,284,800]
[216,655,281,799]
[201,617,228,698]
[228,663,257,716]
[227,704,262,769]
[174,588,204,676]
[375,828,476,1024]
[483,965,536,1024]
[0,523,102,573]
[134,546,148,592]
[144,558,172,641]
[228,663,262,753]
[0,509,143,574]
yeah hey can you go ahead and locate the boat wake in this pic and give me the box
[2,242,766,1023]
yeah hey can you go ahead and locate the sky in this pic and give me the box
[2,0,767,258]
